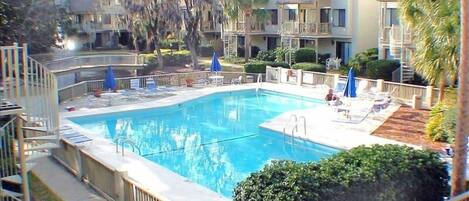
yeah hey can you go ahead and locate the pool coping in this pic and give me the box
[59,83,404,200]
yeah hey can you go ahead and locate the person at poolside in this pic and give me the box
[325,89,342,106]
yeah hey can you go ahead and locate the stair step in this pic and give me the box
[22,126,48,133]
[16,163,35,172]
[26,153,50,162]
[24,135,57,141]
[25,143,59,152]
[1,175,21,185]
[0,188,23,198]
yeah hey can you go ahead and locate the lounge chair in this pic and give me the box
[146,78,174,92]
[231,76,243,85]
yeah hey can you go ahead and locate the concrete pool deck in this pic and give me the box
[59,83,415,200]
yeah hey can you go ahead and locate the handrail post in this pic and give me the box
[425,85,434,108]
[297,69,303,86]
[377,79,385,92]
[17,118,31,201]
[114,170,127,201]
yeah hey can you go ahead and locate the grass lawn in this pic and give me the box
[29,172,62,201]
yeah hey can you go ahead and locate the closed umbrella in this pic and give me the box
[210,52,222,75]
[104,66,116,91]
[343,68,357,98]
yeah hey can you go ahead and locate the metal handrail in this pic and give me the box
[115,137,141,156]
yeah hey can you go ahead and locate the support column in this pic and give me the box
[315,1,320,35]
[333,74,340,88]
[315,38,319,62]
[377,79,385,92]
[114,171,127,201]
[297,69,303,86]
[277,67,281,84]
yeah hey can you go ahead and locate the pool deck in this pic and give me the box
[60,83,415,201]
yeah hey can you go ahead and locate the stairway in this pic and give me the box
[0,43,60,201]
[223,34,238,58]
[401,62,415,83]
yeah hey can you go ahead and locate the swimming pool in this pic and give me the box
[70,90,340,198]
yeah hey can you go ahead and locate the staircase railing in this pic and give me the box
[1,43,60,201]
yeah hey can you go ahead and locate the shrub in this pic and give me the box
[199,45,215,57]
[318,53,331,65]
[244,61,289,73]
[426,102,456,143]
[143,50,192,67]
[349,48,379,75]
[251,46,261,58]
[365,60,400,81]
[256,50,276,61]
[292,62,326,73]
[234,145,449,201]
[294,48,316,63]
[274,48,294,63]
[159,39,183,49]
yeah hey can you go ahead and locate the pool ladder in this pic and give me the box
[115,136,142,156]
[256,73,262,92]
[282,114,307,145]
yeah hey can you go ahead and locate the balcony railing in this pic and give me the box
[381,25,413,45]
[236,22,265,32]
[281,22,331,35]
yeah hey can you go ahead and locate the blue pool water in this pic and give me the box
[70,90,340,198]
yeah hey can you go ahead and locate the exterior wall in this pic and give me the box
[331,0,352,37]
[350,0,380,57]
[251,36,267,51]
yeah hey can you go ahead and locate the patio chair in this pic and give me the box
[334,79,347,94]
[130,79,141,90]
[231,76,243,85]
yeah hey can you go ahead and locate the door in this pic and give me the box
[95,32,103,47]
[267,37,277,50]
[336,41,351,64]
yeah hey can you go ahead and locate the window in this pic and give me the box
[385,8,400,26]
[103,14,112,24]
[76,15,82,23]
[238,36,245,47]
[269,9,278,25]
[288,9,297,21]
[385,48,394,60]
[207,11,212,21]
[320,8,331,23]
[332,9,346,27]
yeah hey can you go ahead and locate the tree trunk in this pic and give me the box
[244,9,252,62]
[154,41,164,70]
[451,0,469,196]
[438,73,446,102]
[188,44,199,69]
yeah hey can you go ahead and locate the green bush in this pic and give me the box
[292,62,326,73]
[294,48,316,63]
[142,50,192,67]
[199,45,215,57]
[234,145,449,201]
[244,61,289,73]
[426,102,456,143]
[256,50,276,61]
[159,39,183,49]
[274,48,294,63]
[349,48,379,75]
[365,60,400,81]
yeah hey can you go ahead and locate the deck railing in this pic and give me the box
[57,71,255,103]
[42,54,145,73]
[267,66,439,108]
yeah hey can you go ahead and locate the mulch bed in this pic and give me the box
[372,106,448,152]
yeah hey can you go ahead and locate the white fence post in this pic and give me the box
[277,67,281,84]
[114,170,127,201]
[297,69,303,86]
[333,74,340,88]
[426,85,434,108]
[377,79,385,92]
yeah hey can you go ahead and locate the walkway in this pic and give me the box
[31,157,105,201]
[372,106,448,152]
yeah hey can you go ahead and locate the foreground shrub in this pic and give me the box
[256,50,276,61]
[292,62,326,73]
[365,60,400,81]
[294,48,316,63]
[234,145,449,201]
[244,61,289,73]
[426,102,456,143]
[142,50,191,67]
[274,48,294,63]
[198,45,215,57]
[349,48,379,75]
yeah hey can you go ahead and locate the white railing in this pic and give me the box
[266,66,439,108]
[42,54,145,73]
[281,22,331,35]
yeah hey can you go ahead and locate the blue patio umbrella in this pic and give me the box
[210,52,222,74]
[104,66,116,90]
[343,68,357,98]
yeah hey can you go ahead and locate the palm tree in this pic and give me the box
[452,0,468,196]
[224,0,269,62]
[400,0,459,102]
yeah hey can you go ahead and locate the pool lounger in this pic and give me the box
[61,130,93,144]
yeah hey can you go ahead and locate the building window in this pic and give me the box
[75,15,82,24]
[103,14,111,24]
[288,9,296,21]
[385,48,394,60]
[320,8,331,23]
[386,8,400,26]
[332,9,346,27]
[238,36,245,47]
[269,9,278,25]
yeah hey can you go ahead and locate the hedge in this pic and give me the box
[199,45,215,57]
[143,50,192,67]
[244,61,289,73]
[292,62,326,73]
[234,144,449,201]
[294,48,316,63]
[365,60,400,81]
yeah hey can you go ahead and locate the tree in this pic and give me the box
[122,0,181,68]
[180,0,211,69]
[452,0,468,196]
[400,0,460,102]
[0,0,62,53]
[224,0,269,62]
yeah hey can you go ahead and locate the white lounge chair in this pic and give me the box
[231,76,243,85]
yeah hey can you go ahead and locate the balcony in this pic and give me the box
[281,22,331,36]
[277,0,315,3]
[225,22,266,33]
[380,25,413,46]
[201,22,220,33]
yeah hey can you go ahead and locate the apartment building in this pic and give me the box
[58,0,129,50]
[223,0,380,64]
[376,0,415,83]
